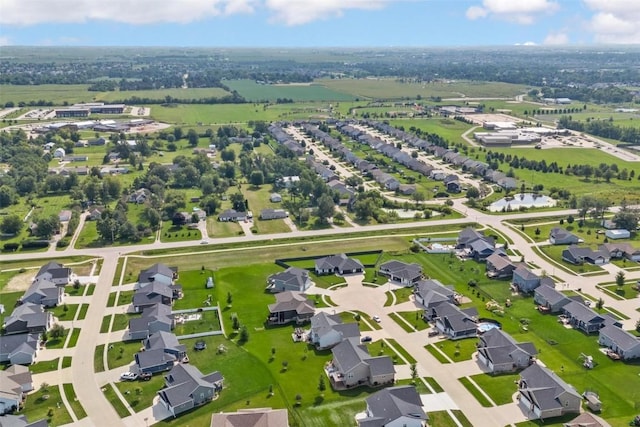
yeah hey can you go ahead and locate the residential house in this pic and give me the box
[210,408,289,427]
[397,184,416,196]
[497,177,517,190]
[260,209,288,220]
[562,246,610,265]
[87,206,104,221]
[314,254,364,276]
[512,266,554,294]
[469,238,496,261]
[0,415,47,426]
[0,333,40,365]
[599,242,640,262]
[218,209,247,222]
[158,364,223,418]
[267,291,315,325]
[133,282,179,313]
[0,365,34,415]
[563,413,611,427]
[549,228,580,245]
[562,301,609,334]
[605,229,631,240]
[485,252,516,279]
[278,176,300,189]
[34,261,71,285]
[432,302,478,340]
[266,267,311,293]
[358,385,427,427]
[598,325,640,360]
[128,188,150,204]
[3,303,53,335]
[378,261,422,286]
[20,280,63,308]
[534,284,571,314]
[446,180,461,193]
[517,364,581,420]
[476,329,537,373]
[128,303,174,341]
[328,337,395,389]
[309,312,360,350]
[53,147,65,158]
[88,137,106,146]
[58,210,72,222]
[429,170,447,181]
[138,263,177,288]
[135,331,186,374]
[270,193,282,203]
[414,279,455,309]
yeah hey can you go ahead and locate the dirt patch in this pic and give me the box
[5,271,35,292]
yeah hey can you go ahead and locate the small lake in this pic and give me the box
[489,193,556,212]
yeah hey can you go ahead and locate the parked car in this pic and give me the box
[372,315,381,323]
[120,372,138,381]
[139,372,152,381]
[428,330,439,337]
[361,336,372,343]
[200,240,209,245]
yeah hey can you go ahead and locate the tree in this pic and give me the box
[250,170,264,188]
[318,375,326,393]
[410,363,418,384]
[466,187,480,199]
[596,298,604,310]
[230,193,246,212]
[613,203,640,232]
[227,292,233,306]
[0,185,18,208]
[187,129,199,147]
[144,208,161,230]
[316,194,335,224]
[50,323,65,339]
[616,271,626,289]
[0,214,23,235]
[412,191,425,206]
[295,394,302,406]
[238,325,249,344]
[173,127,183,140]
[35,215,60,240]
[220,149,236,162]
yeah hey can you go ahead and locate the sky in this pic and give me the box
[1,0,639,47]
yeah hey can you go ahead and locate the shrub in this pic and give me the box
[3,242,19,251]
[21,240,50,249]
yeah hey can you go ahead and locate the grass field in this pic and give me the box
[389,117,474,144]
[225,80,357,102]
[160,222,202,243]
[30,357,61,374]
[62,383,88,419]
[107,341,140,370]
[17,383,72,426]
[94,344,105,373]
[97,87,230,102]
[469,373,518,406]
[207,217,243,238]
[115,374,165,413]
[458,376,492,407]
[103,383,130,418]
[0,84,93,104]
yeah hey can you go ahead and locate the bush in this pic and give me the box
[3,242,19,251]
[21,240,50,249]
[56,238,70,248]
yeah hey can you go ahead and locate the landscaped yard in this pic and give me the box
[469,373,518,406]
[116,290,135,306]
[63,383,88,419]
[207,217,243,238]
[393,310,430,331]
[160,222,202,243]
[112,313,138,332]
[106,341,140,370]
[115,374,165,412]
[17,383,72,426]
[173,309,222,336]
[47,304,79,321]
[30,358,60,374]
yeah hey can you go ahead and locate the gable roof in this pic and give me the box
[478,329,537,366]
[138,263,175,284]
[4,303,50,331]
[519,364,581,411]
[599,325,640,352]
[535,284,569,306]
[0,333,39,359]
[513,265,539,281]
[267,291,315,315]
[210,408,289,427]
[267,267,309,289]
[144,331,185,354]
[361,385,426,426]
[486,252,515,271]
[379,260,422,281]
[315,254,363,273]
[562,301,604,324]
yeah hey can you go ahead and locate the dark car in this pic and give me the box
[428,330,439,337]
[139,372,152,381]
[194,340,207,351]
[360,336,372,343]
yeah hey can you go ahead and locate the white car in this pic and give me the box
[120,372,138,381]
[372,315,381,323]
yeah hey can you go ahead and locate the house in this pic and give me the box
[469,238,496,261]
[0,415,47,426]
[266,267,311,293]
[128,303,174,340]
[260,209,288,220]
[517,364,581,420]
[172,212,190,226]
[270,193,282,203]
[476,329,537,373]
[267,291,315,325]
[138,263,177,288]
[53,147,65,158]
[218,209,246,222]
[512,266,554,294]
[34,261,71,285]
[58,210,72,222]
[358,385,427,427]
[497,177,517,190]
[562,301,608,334]
[3,303,53,335]
[598,325,640,360]
[327,338,395,389]
[605,229,631,240]
[456,228,494,253]
[432,302,478,339]
[397,184,417,195]
[87,206,104,221]
[88,137,106,146]
[210,408,289,427]
[378,260,422,286]
[0,333,40,365]
[133,282,179,313]
[601,219,617,230]
[599,242,640,262]
[128,188,150,204]
[563,413,611,427]
[549,227,580,245]
[562,246,610,265]
[534,284,571,314]
[309,312,360,350]
[278,176,300,189]
[0,365,34,415]
[485,252,516,279]
[135,331,186,374]
[414,279,455,309]
[158,364,223,418]
[314,254,364,276]
[20,280,63,308]
[429,170,447,181]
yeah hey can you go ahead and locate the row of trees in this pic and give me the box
[558,116,640,145]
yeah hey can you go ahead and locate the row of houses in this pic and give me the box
[268,123,305,156]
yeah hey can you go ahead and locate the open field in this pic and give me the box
[96,87,231,102]
[18,383,73,426]
[225,79,357,102]
[0,84,93,104]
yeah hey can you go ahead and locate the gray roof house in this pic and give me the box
[414,279,455,309]
[0,365,34,415]
[433,303,478,340]
[210,408,289,427]
[485,252,516,279]
[512,266,554,294]
[266,267,311,293]
[158,364,223,418]
[378,261,422,286]
[135,331,186,374]
[128,303,174,341]
[457,227,487,247]
[315,254,364,276]
[562,246,610,265]
[20,280,63,308]
[549,228,580,245]
[0,414,47,426]
[270,193,282,203]
[599,242,640,262]
[3,303,53,335]
[534,285,571,314]
[309,312,360,350]
[0,333,40,366]
[477,329,537,373]
[598,325,640,360]
[218,209,247,222]
[128,188,150,204]
[562,301,611,334]
[358,385,427,427]
[260,208,288,220]
[34,261,71,286]
[267,291,315,325]
[328,338,395,389]
[137,263,177,287]
[132,282,178,313]
[517,364,581,420]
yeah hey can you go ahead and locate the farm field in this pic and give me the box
[96,87,231,102]
[225,79,357,102]
[0,84,93,105]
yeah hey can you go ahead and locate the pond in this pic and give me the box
[488,193,556,212]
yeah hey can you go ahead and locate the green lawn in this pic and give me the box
[115,374,165,413]
[432,338,477,362]
[539,245,604,274]
[425,344,450,364]
[62,383,88,419]
[62,357,72,369]
[458,377,492,407]
[94,344,105,373]
[67,328,80,348]
[426,410,460,427]
[425,376,444,393]
[173,309,222,336]
[102,383,130,418]
[47,304,79,321]
[76,304,89,320]
[160,222,202,243]
[254,219,292,234]
[469,373,518,406]
[100,315,112,333]
[107,341,140,370]
[112,313,138,332]
[370,339,405,364]
[85,284,96,296]
[30,358,60,374]
[385,338,417,364]
[225,79,357,102]
[17,383,73,426]
[116,290,135,306]
[394,310,430,331]
[206,217,243,238]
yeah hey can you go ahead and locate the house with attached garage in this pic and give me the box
[599,242,640,262]
[512,266,555,294]
[314,254,364,276]
[158,364,223,418]
[20,280,63,308]
[135,331,186,374]
[211,408,289,426]
[132,282,181,313]
[358,385,427,427]
[0,365,34,415]
[517,363,581,420]
[414,279,456,310]
[128,303,174,341]
[476,329,537,374]
[598,325,640,360]
[533,284,571,314]
[378,260,423,286]
[266,267,311,293]
[34,261,71,286]
[260,208,288,220]
[137,263,177,288]
[562,301,620,334]
[3,303,53,335]
[561,246,610,265]
[432,302,478,339]
[485,251,516,279]
[548,227,580,245]
[217,209,247,222]
[0,333,40,365]
[309,312,360,350]
[327,337,395,389]
[267,291,315,325]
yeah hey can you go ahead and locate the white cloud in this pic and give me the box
[544,31,568,45]
[583,0,640,44]
[0,36,12,46]
[264,0,391,26]
[466,0,559,24]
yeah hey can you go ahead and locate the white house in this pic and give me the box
[605,229,631,240]
[53,147,66,158]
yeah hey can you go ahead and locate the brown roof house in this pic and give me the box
[266,291,315,325]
